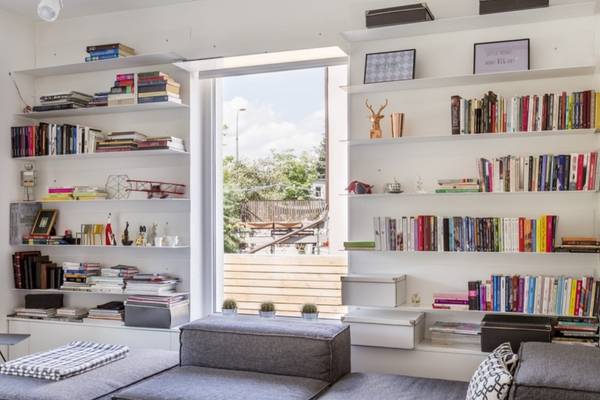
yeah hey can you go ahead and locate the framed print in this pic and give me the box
[364,49,416,84]
[473,39,530,74]
[30,209,57,237]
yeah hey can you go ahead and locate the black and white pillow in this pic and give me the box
[465,343,517,400]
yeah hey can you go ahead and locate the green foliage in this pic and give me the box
[222,299,237,310]
[301,303,318,314]
[260,301,276,312]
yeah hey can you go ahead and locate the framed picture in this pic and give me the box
[30,209,57,237]
[364,49,416,84]
[473,39,530,74]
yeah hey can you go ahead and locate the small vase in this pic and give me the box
[302,312,319,321]
[259,311,276,318]
[222,308,237,316]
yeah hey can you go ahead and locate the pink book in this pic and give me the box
[48,187,74,194]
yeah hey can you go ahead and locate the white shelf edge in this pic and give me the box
[12,52,186,77]
[341,65,596,94]
[341,2,596,42]
[11,289,189,296]
[14,244,190,250]
[6,316,182,332]
[395,304,590,319]
[415,338,486,356]
[12,149,190,161]
[344,250,598,256]
[15,101,189,119]
[342,191,599,199]
[344,129,598,146]
[10,198,190,205]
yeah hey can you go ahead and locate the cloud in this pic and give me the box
[222,96,324,160]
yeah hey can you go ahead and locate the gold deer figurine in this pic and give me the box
[366,99,388,139]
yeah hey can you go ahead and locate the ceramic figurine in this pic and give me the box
[105,213,116,246]
[146,223,158,247]
[365,99,388,139]
[121,221,133,246]
[346,180,374,195]
[135,225,146,247]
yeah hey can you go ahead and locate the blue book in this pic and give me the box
[531,220,536,252]
[85,54,120,62]
[492,275,498,311]
[88,48,121,57]
[448,218,454,252]
[528,277,536,314]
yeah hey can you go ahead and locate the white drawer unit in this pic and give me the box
[342,309,424,349]
[341,274,406,307]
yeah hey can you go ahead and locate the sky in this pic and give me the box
[221,67,325,161]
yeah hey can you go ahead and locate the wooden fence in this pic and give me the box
[223,254,347,319]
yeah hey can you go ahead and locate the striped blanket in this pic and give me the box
[0,341,129,381]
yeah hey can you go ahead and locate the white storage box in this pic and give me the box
[342,309,424,349]
[341,275,406,307]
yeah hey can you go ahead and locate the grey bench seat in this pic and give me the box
[0,349,178,400]
[318,373,468,400]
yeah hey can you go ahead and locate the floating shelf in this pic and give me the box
[15,101,189,119]
[341,2,595,42]
[11,198,190,205]
[416,338,486,356]
[11,289,189,297]
[12,52,185,77]
[343,191,599,199]
[6,316,181,332]
[344,129,598,146]
[394,304,585,319]
[341,65,596,94]
[344,249,596,256]
[13,148,189,161]
[15,244,190,250]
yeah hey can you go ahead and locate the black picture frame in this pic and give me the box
[30,209,57,237]
[364,49,416,84]
[473,38,530,75]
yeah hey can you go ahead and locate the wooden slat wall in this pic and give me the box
[223,254,347,319]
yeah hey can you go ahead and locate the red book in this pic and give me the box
[575,280,582,316]
[417,216,424,251]
[577,154,585,190]
[542,94,548,131]
[546,216,553,253]
[423,217,430,251]
[512,276,519,312]
[518,218,525,252]
[518,277,525,312]
[588,152,597,191]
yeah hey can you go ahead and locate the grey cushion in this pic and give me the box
[0,349,178,400]
[510,342,600,400]
[180,315,350,383]
[319,373,468,400]
[112,365,329,400]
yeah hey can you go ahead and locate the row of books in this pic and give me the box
[11,251,62,289]
[11,123,103,157]
[450,90,600,135]
[95,131,185,153]
[462,275,600,317]
[553,317,599,346]
[32,91,93,112]
[373,215,557,253]
[477,152,599,193]
[555,237,600,254]
[85,43,135,62]
[42,186,108,202]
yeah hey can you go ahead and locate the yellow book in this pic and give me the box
[567,94,574,130]
[540,216,547,253]
[535,217,541,252]
[570,279,578,316]
[595,92,600,129]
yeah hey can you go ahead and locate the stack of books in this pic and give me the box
[84,301,124,325]
[33,91,93,112]
[451,89,600,135]
[556,237,600,254]
[108,73,136,107]
[553,317,599,346]
[95,131,146,153]
[429,321,481,346]
[138,136,186,152]
[72,186,108,201]
[61,262,101,292]
[373,214,558,253]
[478,152,598,192]
[436,178,481,193]
[42,187,75,201]
[125,273,178,295]
[126,294,189,308]
[14,308,57,319]
[343,241,376,251]
[433,292,469,310]
[56,308,88,320]
[137,72,182,104]
[111,265,140,280]
[85,43,135,62]
[467,275,600,316]
[11,123,104,157]
[88,92,109,107]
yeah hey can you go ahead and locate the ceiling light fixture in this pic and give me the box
[37,0,63,22]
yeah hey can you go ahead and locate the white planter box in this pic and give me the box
[341,274,406,307]
[342,309,424,349]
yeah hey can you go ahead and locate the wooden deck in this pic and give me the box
[223,254,348,319]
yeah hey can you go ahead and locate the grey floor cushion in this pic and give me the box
[112,365,330,400]
[318,373,468,400]
[0,349,178,400]
[510,342,600,400]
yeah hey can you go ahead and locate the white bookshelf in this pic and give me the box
[11,198,190,205]
[15,244,190,250]
[15,101,188,119]
[14,148,189,161]
[342,191,599,199]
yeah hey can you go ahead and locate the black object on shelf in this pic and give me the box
[479,0,549,15]
[481,314,555,352]
[25,293,64,309]
[366,3,434,29]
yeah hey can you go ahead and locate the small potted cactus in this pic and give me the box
[301,303,319,320]
[222,299,238,316]
[259,301,276,318]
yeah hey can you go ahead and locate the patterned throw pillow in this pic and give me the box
[465,343,517,400]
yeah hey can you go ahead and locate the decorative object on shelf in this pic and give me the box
[384,179,403,194]
[366,99,388,139]
[81,224,105,246]
[10,202,42,245]
[390,112,404,138]
[222,299,238,316]
[165,236,180,247]
[415,176,426,194]
[411,293,421,306]
[301,303,319,320]
[346,180,374,195]
[21,163,36,201]
[135,226,146,247]
[364,49,415,84]
[366,3,434,28]
[121,222,133,246]
[127,179,186,199]
[474,38,529,74]
[146,223,158,247]
[105,213,116,246]
[479,0,548,15]
[259,301,276,318]
[31,209,58,238]
[105,175,130,200]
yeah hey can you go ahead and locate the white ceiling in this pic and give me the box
[0,0,200,20]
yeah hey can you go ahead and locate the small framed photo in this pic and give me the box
[30,209,57,237]
[473,39,530,74]
[364,49,416,84]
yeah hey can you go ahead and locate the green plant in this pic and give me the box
[260,301,276,312]
[222,299,237,310]
[302,303,318,314]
